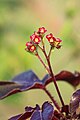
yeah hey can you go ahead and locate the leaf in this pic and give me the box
[0,81,22,99]
[0,70,44,99]
[43,70,80,87]
[42,101,54,120]
[9,114,22,120]
[30,110,42,120]
[69,89,80,115]
[9,101,54,120]
[9,104,40,120]
[0,70,80,99]
[55,71,80,87]
[30,101,54,120]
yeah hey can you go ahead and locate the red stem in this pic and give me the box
[36,53,50,74]
[48,46,53,59]
[37,39,65,107]
[44,87,61,111]
[43,49,65,107]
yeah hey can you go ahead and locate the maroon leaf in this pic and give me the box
[43,70,80,87]
[9,104,40,120]
[9,114,22,120]
[9,111,33,120]
[69,89,80,115]
[9,101,54,120]
[0,70,80,99]
[55,71,80,87]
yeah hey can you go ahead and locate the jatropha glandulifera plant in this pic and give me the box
[0,27,80,120]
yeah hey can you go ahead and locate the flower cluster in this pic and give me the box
[25,27,62,53]
[46,33,62,49]
[25,27,47,53]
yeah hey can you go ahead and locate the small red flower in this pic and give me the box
[26,42,36,52]
[30,34,36,41]
[37,27,47,34]
[53,38,62,49]
[46,33,56,43]
[30,33,41,44]
[56,38,62,43]
[46,34,62,49]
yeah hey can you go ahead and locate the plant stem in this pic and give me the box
[43,50,65,107]
[44,87,60,111]
[48,46,53,59]
[35,53,50,74]
[37,39,65,107]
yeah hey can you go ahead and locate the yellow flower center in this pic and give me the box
[31,46,35,50]
[50,38,54,43]
[54,41,59,46]
[41,29,44,33]
[35,38,39,42]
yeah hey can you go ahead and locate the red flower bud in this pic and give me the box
[26,42,36,52]
[30,33,41,44]
[37,27,47,34]
[46,34,62,49]
[46,33,56,43]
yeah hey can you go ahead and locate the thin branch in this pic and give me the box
[43,87,61,112]
[41,49,65,107]
[37,39,65,107]
[48,46,53,59]
[35,53,50,74]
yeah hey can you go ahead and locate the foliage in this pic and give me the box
[0,27,80,120]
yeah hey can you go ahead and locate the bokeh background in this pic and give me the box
[0,0,80,119]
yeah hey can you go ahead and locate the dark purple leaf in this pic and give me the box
[0,70,80,99]
[12,70,42,90]
[43,70,80,87]
[69,89,80,115]
[30,101,54,120]
[25,104,40,111]
[0,81,22,99]
[9,114,22,120]
[9,101,54,120]
[9,111,33,120]
[30,110,42,120]
[0,70,44,99]
[42,101,54,120]
[9,103,40,120]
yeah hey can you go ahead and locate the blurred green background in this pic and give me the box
[0,0,80,119]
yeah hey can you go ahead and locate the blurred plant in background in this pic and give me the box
[0,0,80,119]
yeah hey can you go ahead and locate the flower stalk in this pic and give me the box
[25,26,64,110]
[40,45,65,107]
